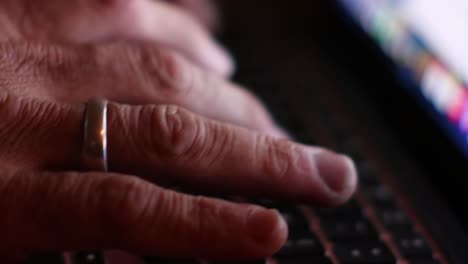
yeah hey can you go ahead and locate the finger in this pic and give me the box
[16,0,233,76]
[1,170,287,259]
[107,104,357,206]
[120,0,233,76]
[0,95,355,206]
[0,43,283,137]
[105,45,283,137]
[166,0,221,32]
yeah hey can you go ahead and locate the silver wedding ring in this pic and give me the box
[81,99,108,172]
[69,99,109,263]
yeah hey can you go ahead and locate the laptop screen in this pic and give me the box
[338,0,468,157]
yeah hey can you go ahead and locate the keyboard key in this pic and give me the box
[394,233,433,259]
[363,185,395,206]
[321,218,379,242]
[275,232,324,258]
[333,243,396,264]
[385,223,416,234]
[276,256,332,264]
[375,204,414,234]
[315,199,362,220]
[70,252,106,264]
[249,200,310,235]
[357,162,380,187]
[279,209,310,235]
[144,257,199,264]
[377,207,411,230]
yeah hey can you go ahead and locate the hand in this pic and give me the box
[0,0,232,76]
[0,0,357,261]
[0,43,357,261]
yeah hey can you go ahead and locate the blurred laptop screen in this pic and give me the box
[339,0,468,156]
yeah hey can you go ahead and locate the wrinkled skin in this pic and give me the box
[0,0,357,262]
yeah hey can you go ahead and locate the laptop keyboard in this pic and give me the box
[23,8,448,264]
[28,143,442,264]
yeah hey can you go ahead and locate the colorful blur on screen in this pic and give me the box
[340,0,468,154]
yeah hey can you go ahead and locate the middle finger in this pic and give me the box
[0,43,285,137]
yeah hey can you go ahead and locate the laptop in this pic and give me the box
[24,0,468,263]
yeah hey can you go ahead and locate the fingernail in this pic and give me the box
[247,208,287,245]
[314,151,357,194]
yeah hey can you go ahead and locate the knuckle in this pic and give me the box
[158,50,192,89]
[166,194,226,247]
[243,89,274,128]
[17,0,135,40]
[12,1,59,40]
[144,105,204,160]
[96,175,161,237]
[161,193,203,239]
[118,103,221,169]
[187,196,214,236]
[0,94,73,166]
[201,122,234,168]
[119,178,154,220]
[9,1,44,39]
[185,196,238,246]
[127,46,193,99]
[0,43,85,98]
[259,136,298,182]
[97,176,168,242]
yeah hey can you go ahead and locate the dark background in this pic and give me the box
[218,0,468,225]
